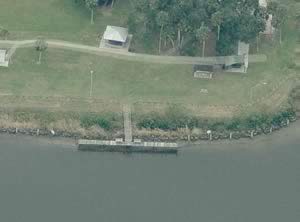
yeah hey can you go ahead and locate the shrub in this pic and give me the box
[137,106,190,130]
[137,108,297,132]
[80,113,120,130]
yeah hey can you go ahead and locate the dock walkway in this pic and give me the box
[123,105,132,143]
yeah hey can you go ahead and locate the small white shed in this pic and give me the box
[103,26,128,46]
[224,41,249,73]
[0,50,9,67]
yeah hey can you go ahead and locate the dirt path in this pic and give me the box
[0,39,267,65]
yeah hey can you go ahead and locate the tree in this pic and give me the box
[196,23,209,57]
[266,1,278,15]
[239,14,265,43]
[171,0,198,50]
[156,11,169,54]
[98,0,114,8]
[85,0,98,25]
[35,37,48,64]
[0,27,9,40]
[211,11,223,41]
[111,0,115,8]
[267,2,288,44]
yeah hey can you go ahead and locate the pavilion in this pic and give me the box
[103,26,129,47]
[0,49,9,67]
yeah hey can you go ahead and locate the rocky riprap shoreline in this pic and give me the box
[0,116,297,143]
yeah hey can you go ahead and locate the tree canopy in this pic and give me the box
[35,36,48,64]
[0,27,9,40]
[267,1,288,44]
[129,0,267,55]
[85,0,98,24]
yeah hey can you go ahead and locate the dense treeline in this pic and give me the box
[74,0,287,56]
[128,0,286,56]
[128,0,267,55]
[75,0,115,24]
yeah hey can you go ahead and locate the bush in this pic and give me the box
[137,108,297,132]
[137,106,190,130]
[224,118,242,131]
[80,113,119,130]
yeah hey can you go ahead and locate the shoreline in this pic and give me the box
[0,85,298,147]
[0,118,297,148]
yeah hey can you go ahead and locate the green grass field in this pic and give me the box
[0,0,299,117]
[0,45,297,116]
[0,0,131,45]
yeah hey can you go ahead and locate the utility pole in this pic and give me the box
[90,70,94,97]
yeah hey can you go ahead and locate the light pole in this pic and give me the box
[90,70,94,97]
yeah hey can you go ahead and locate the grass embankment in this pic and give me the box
[0,40,297,115]
[0,97,297,141]
[0,109,123,139]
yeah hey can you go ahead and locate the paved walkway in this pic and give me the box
[0,39,267,65]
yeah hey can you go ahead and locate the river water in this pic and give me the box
[0,123,299,222]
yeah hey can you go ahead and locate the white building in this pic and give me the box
[0,49,9,67]
[103,26,129,47]
[223,41,249,73]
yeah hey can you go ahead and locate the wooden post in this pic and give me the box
[38,51,42,64]
[202,40,206,57]
[207,130,212,141]
[256,35,259,53]
[90,70,94,97]
[159,26,163,54]
[279,28,282,45]
[186,124,191,142]
[91,9,94,25]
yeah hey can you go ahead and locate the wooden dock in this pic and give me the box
[78,139,178,154]
[77,104,179,154]
[123,105,132,143]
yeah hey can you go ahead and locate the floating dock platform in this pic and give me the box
[78,139,178,154]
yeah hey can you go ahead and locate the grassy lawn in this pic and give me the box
[0,0,131,45]
[0,0,299,118]
[0,44,298,116]
[0,48,250,103]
